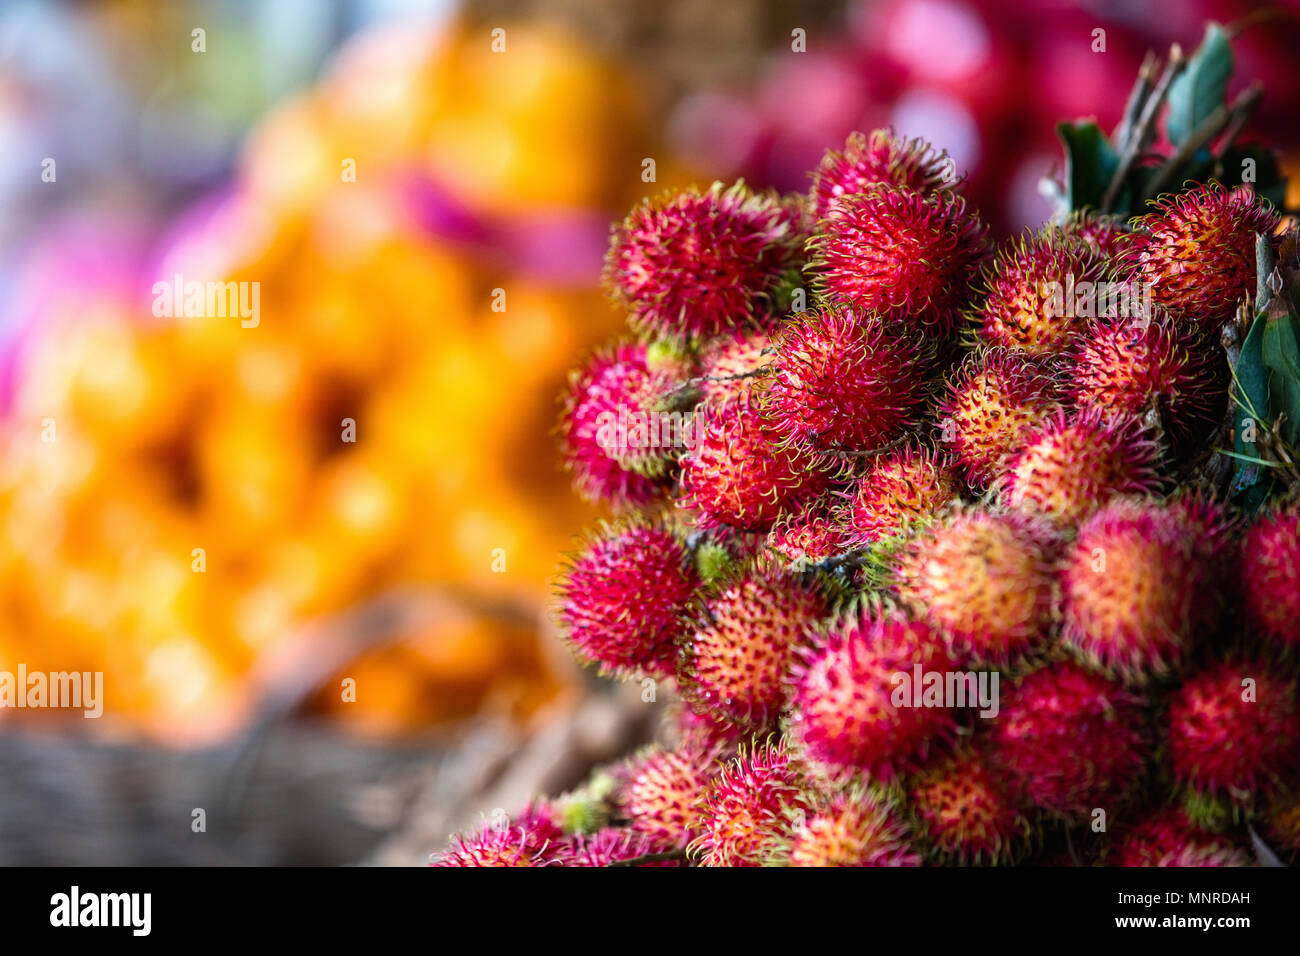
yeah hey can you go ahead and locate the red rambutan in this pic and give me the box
[431,804,564,867]
[789,610,956,782]
[558,342,669,506]
[972,227,1110,355]
[604,181,799,341]
[1166,657,1300,803]
[895,509,1061,669]
[907,745,1032,865]
[617,744,722,851]
[807,183,989,335]
[1109,808,1250,867]
[1061,498,1222,684]
[1068,312,1227,454]
[563,827,681,867]
[556,520,699,678]
[767,492,850,566]
[680,562,830,728]
[764,305,933,456]
[808,128,957,222]
[841,444,961,547]
[785,787,921,867]
[1062,209,1128,260]
[677,397,830,532]
[989,661,1148,817]
[1240,505,1300,651]
[1003,407,1162,525]
[697,326,773,406]
[1121,182,1280,331]
[937,348,1063,488]
[691,738,812,866]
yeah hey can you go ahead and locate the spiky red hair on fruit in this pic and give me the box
[807,183,989,335]
[841,444,960,547]
[556,519,699,678]
[604,181,799,341]
[808,128,958,221]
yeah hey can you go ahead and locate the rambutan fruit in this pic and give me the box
[767,493,850,566]
[672,698,747,752]
[679,562,830,728]
[1002,407,1162,525]
[556,520,699,678]
[1061,498,1223,684]
[784,787,921,867]
[564,828,681,867]
[988,661,1148,817]
[1121,182,1280,331]
[558,342,669,506]
[1240,505,1300,651]
[806,183,989,336]
[616,744,722,850]
[907,745,1033,865]
[1166,657,1300,803]
[431,804,564,867]
[604,181,799,341]
[697,326,773,406]
[789,610,956,783]
[691,738,813,866]
[764,305,934,456]
[677,397,830,533]
[841,444,961,547]
[938,348,1063,488]
[895,509,1061,669]
[1108,808,1250,867]
[1062,209,1128,260]
[808,128,957,222]
[1068,312,1227,455]
[973,227,1112,355]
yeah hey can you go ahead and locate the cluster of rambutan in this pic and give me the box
[431,127,1300,867]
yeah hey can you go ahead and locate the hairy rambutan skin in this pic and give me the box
[698,326,773,406]
[809,128,958,222]
[1166,657,1300,802]
[938,348,1063,488]
[617,744,722,850]
[691,738,813,867]
[1109,809,1250,867]
[907,746,1032,865]
[989,661,1148,817]
[677,397,830,533]
[764,306,934,457]
[431,804,565,867]
[807,183,989,335]
[1240,506,1300,650]
[558,342,669,506]
[680,563,830,728]
[604,181,799,341]
[841,444,960,547]
[896,509,1061,669]
[556,520,700,678]
[1121,182,1281,330]
[564,828,682,867]
[1002,408,1162,525]
[768,493,850,566]
[1061,498,1224,684]
[1062,210,1128,261]
[789,611,957,783]
[1068,312,1227,455]
[785,788,921,867]
[973,227,1110,354]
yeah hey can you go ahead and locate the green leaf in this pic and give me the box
[1056,120,1122,213]
[1166,22,1233,148]
[1262,308,1300,448]
[1231,307,1271,506]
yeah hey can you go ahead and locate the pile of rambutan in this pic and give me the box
[432,24,1300,867]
